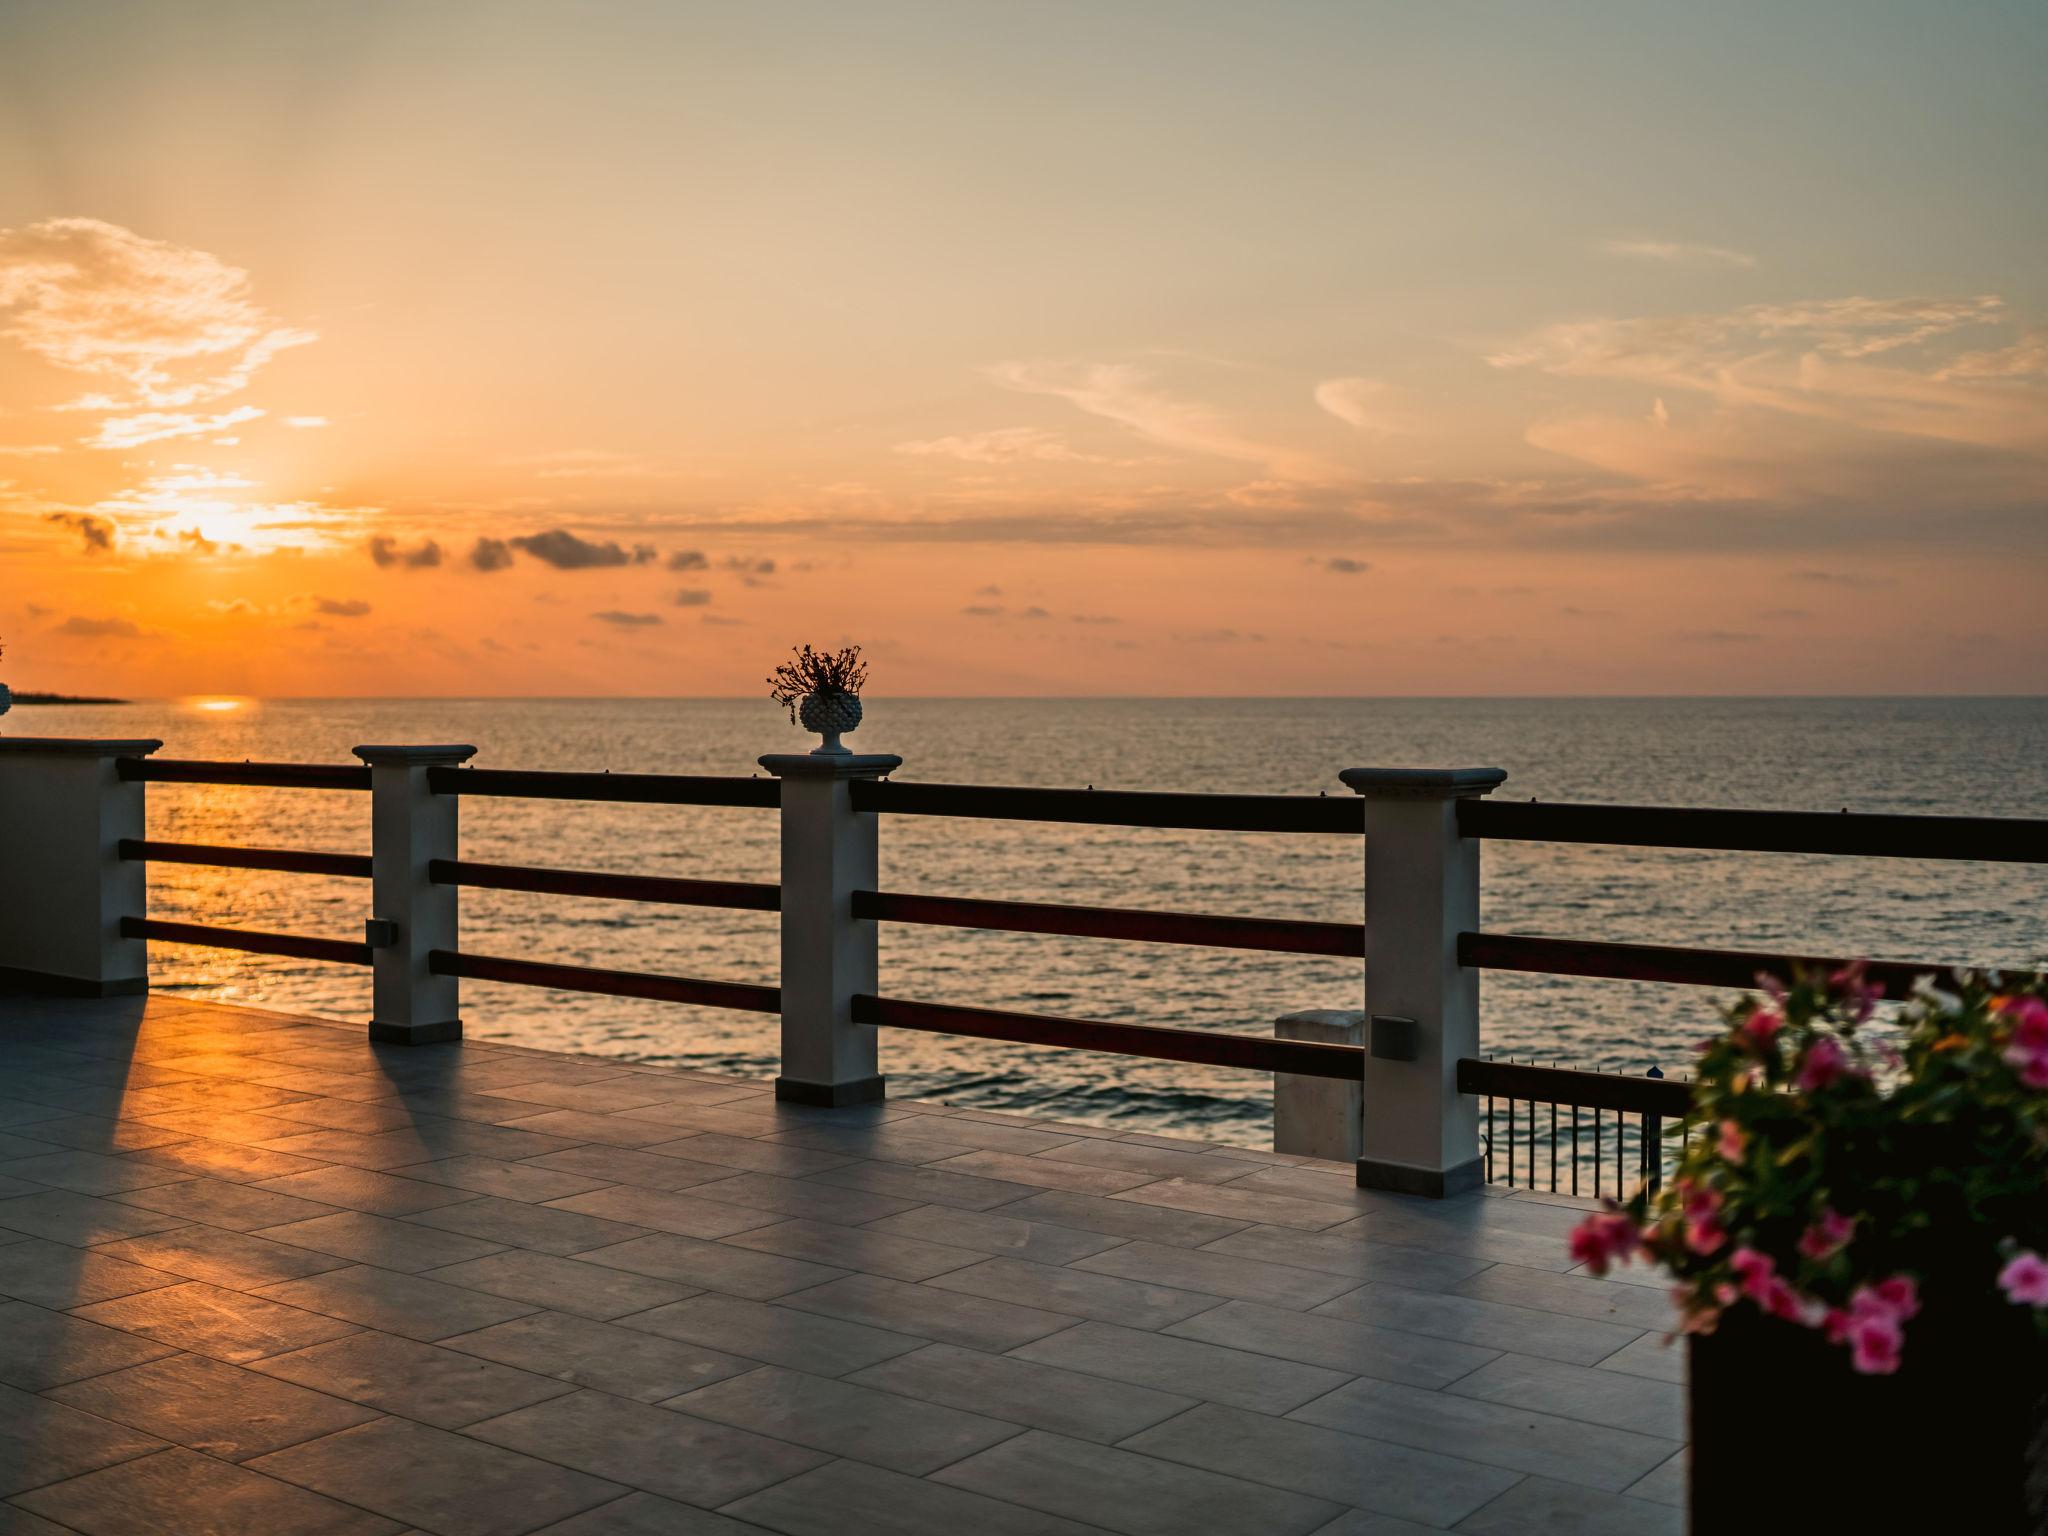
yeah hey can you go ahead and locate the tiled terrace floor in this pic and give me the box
[0,994,1686,1536]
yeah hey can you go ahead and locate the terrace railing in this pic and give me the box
[1,733,2041,1200]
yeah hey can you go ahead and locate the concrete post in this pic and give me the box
[0,738,163,995]
[758,748,902,1105]
[1338,766,1507,1197]
[354,744,476,1044]
[1273,1009,1365,1161]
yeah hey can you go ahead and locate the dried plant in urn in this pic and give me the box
[768,643,868,755]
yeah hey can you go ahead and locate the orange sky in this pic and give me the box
[3,3,2045,696]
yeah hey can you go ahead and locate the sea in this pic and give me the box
[12,696,2047,1149]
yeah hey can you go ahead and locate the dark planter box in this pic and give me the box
[1690,1303,2048,1533]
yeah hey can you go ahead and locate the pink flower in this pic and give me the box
[1831,962,1880,1025]
[1741,1005,1784,1047]
[1729,1247,1776,1303]
[1847,1311,1903,1374]
[1567,1208,1641,1277]
[1716,1120,1746,1161]
[2003,1042,2048,1089]
[1796,1034,1853,1092]
[1996,995,2048,1047]
[1823,1307,1852,1344]
[1685,1215,1728,1256]
[1869,1275,1920,1322]
[1797,1207,1855,1262]
[1997,1251,2048,1308]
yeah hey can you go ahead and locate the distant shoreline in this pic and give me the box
[7,692,129,705]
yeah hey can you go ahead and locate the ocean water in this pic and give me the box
[11,696,2047,1148]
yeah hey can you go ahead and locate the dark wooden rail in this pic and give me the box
[1457,1056,1692,1117]
[1459,799,2048,863]
[850,780,1361,835]
[1459,932,1938,998]
[853,993,1366,1079]
[429,860,778,911]
[117,758,370,791]
[428,949,779,1012]
[120,839,372,880]
[121,916,373,966]
[426,767,777,808]
[855,890,1362,957]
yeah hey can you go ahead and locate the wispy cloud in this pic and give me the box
[510,530,656,569]
[1598,237,1758,269]
[592,610,661,627]
[894,427,1100,464]
[44,511,114,553]
[56,614,142,638]
[368,535,443,568]
[1313,378,1411,434]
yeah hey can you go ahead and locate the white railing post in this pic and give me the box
[0,737,163,995]
[354,743,475,1044]
[759,748,901,1105]
[1338,766,1507,1197]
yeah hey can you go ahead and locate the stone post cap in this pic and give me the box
[758,752,902,780]
[352,744,479,766]
[1338,767,1507,799]
[0,737,163,757]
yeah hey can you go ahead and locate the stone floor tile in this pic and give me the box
[933,1428,1341,1536]
[1446,1350,1686,1439]
[1291,1374,1681,1492]
[0,1189,190,1245]
[0,1381,165,1497]
[123,1136,331,1184]
[1593,1331,1685,1383]
[258,1264,539,1342]
[1126,1402,1520,1529]
[800,1157,1047,1211]
[1320,1211,1582,1275]
[522,1145,737,1192]
[0,1502,87,1535]
[252,1166,475,1215]
[250,1415,625,1536]
[928,1256,1223,1329]
[0,1236,184,1308]
[1166,1300,1500,1389]
[864,1203,1128,1265]
[15,1445,403,1536]
[1012,1317,1356,1414]
[257,1096,421,1133]
[442,1310,754,1402]
[94,1226,353,1290]
[670,1362,1021,1473]
[0,1149,194,1197]
[721,1217,984,1282]
[759,1122,984,1166]
[134,1107,319,1146]
[1311,1283,1644,1367]
[1072,1239,1362,1309]
[45,1350,381,1460]
[528,1491,770,1535]
[422,1249,696,1321]
[1198,1226,1492,1290]
[546,1185,783,1240]
[996,1190,1251,1246]
[392,1154,613,1203]
[1450,1262,1683,1332]
[1452,1475,1685,1535]
[924,1149,1155,1195]
[1112,1179,1361,1231]
[465,1388,829,1508]
[252,1210,509,1272]
[738,1460,1105,1535]
[636,1132,856,1178]
[672,1171,918,1227]
[779,1272,1075,1352]
[616,1292,920,1375]
[403,1194,652,1256]
[1302,1514,1448,1536]
[1028,1138,1251,1184]
[850,1340,1195,1442]
[493,1109,688,1147]
[250,1329,575,1428]
[0,1299,176,1389]
[575,1232,844,1298]
[108,1175,343,1232]
[73,1281,360,1364]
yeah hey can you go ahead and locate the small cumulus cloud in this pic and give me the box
[667,549,708,571]
[1598,238,1758,269]
[673,588,712,607]
[206,598,256,616]
[962,604,1004,617]
[286,415,329,428]
[511,529,655,569]
[1021,606,1051,619]
[1674,629,1762,644]
[1324,557,1370,574]
[592,610,661,627]
[314,597,371,617]
[56,614,142,638]
[44,511,114,552]
[469,537,513,572]
[368,535,442,569]
[1071,614,1121,625]
[1178,627,1265,643]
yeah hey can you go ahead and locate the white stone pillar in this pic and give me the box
[0,738,163,995]
[758,749,901,1105]
[1273,1009,1365,1161]
[354,743,475,1044]
[1338,766,1507,1197]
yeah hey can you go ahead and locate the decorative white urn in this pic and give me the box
[798,689,861,755]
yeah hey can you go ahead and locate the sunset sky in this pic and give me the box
[3,0,2044,696]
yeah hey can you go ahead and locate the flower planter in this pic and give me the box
[798,688,861,755]
[1689,1299,2048,1532]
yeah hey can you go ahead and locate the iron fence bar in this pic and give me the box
[428,860,778,911]
[119,839,371,880]
[426,949,779,1012]
[116,758,370,791]
[854,890,1362,956]
[1459,931,1938,998]
[424,767,778,808]
[849,779,1362,835]
[120,916,372,966]
[1459,798,2048,863]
